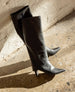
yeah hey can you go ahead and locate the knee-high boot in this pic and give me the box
[22,16,65,76]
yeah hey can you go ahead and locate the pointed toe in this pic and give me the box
[47,47,61,57]
[52,47,60,54]
[52,68,65,74]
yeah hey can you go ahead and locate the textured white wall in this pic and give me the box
[0,0,75,62]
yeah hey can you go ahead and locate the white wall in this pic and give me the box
[0,0,75,62]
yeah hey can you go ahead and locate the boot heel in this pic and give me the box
[34,70,39,77]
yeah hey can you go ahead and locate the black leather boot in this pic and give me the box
[22,16,65,76]
[11,6,60,57]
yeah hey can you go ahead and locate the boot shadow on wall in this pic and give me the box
[0,6,25,52]
[0,71,55,88]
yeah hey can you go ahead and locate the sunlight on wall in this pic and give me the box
[0,0,75,62]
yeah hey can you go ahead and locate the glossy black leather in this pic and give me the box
[22,16,65,75]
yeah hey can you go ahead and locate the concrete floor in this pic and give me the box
[0,11,75,92]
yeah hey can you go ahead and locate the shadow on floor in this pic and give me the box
[0,72,55,88]
[0,60,31,77]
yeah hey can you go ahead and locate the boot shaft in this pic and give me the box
[11,5,32,41]
[22,16,49,65]
[22,16,45,52]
